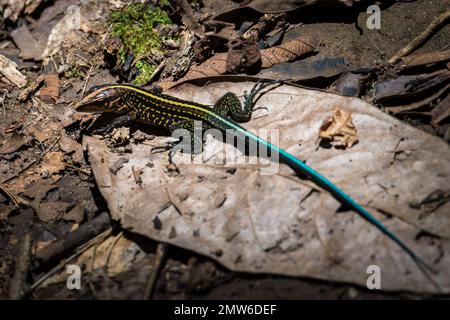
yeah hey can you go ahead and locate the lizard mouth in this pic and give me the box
[74,100,108,113]
[75,96,122,113]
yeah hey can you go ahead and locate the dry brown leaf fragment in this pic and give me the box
[20,180,57,202]
[401,48,450,69]
[33,201,73,222]
[37,74,61,104]
[193,34,229,62]
[226,39,261,73]
[27,124,54,143]
[59,134,83,163]
[0,133,29,154]
[63,204,85,223]
[318,107,358,148]
[260,36,316,68]
[41,151,66,175]
[11,25,45,60]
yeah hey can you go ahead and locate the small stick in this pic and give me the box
[32,212,112,271]
[389,9,450,64]
[1,89,6,119]
[29,228,112,291]
[9,233,32,299]
[143,242,168,299]
[104,231,123,273]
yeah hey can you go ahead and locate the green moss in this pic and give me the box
[65,66,87,79]
[134,60,157,86]
[109,3,174,85]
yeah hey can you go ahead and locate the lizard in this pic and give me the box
[75,80,434,280]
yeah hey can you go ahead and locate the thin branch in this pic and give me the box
[389,9,450,64]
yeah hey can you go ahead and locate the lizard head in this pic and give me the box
[75,84,128,113]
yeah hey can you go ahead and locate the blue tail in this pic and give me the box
[275,146,435,275]
[220,114,435,281]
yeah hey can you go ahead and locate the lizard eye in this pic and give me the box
[84,85,120,102]
[94,91,109,99]
[86,85,104,95]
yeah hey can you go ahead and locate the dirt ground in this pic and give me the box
[0,0,449,299]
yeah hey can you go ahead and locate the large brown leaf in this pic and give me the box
[84,82,450,293]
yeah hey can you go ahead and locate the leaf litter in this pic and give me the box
[1,0,449,299]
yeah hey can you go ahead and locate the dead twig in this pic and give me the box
[143,242,168,300]
[9,233,32,299]
[32,212,112,271]
[104,231,123,273]
[29,227,113,292]
[1,89,7,119]
[81,65,95,96]
[0,184,30,206]
[389,9,450,64]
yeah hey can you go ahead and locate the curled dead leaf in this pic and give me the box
[318,107,358,148]
[226,39,261,73]
[37,74,61,103]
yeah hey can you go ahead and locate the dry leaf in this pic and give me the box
[27,124,54,143]
[401,48,450,69]
[37,74,61,103]
[41,151,66,175]
[41,5,82,62]
[318,107,358,148]
[11,25,45,60]
[226,39,261,73]
[0,133,29,154]
[33,202,73,222]
[83,82,450,293]
[214,0,354,19]
[20,180,57,202]
[59,133,83,163]
[63,204,85,223]
[260,37,316,68]
[159,36,316,90]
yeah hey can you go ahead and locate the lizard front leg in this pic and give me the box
[92,112,137,135]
